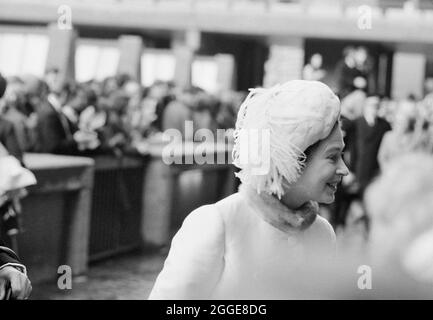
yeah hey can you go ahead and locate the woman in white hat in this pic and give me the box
[149,80,349,299]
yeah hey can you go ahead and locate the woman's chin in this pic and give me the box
[319,194,335,204]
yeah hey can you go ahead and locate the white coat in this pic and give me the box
[149,185,336,299]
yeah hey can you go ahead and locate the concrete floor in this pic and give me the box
[31,249,167,300]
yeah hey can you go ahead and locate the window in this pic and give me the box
[192,56,218,93]
[141,50,176,86]
[0,33,49,77]
[75,40,119,82]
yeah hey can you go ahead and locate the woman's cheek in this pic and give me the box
[325,162,338,180]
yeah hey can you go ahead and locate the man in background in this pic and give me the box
[353,95,391,231]
[354,95,391,195]
[22,75,79,155]
[0,74,23,162]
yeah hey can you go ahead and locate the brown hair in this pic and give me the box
[303,120,341,160]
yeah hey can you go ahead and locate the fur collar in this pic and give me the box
[239,184,318,234]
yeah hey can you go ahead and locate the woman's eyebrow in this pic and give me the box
[325,145,344,153]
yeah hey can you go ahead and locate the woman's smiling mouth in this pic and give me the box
[326,182,339,192]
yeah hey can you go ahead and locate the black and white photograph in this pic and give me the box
[1,0,433,305]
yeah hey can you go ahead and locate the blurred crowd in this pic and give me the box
[302,46,433,288]
[0,69,244,255]
[304,47,433,237]
[0,69,243,161]
[329,88,433,230]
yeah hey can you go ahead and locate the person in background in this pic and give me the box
[216,91,244,134]
[0,144,34,300]
[353,95,391,194]
[123,80,146,141]
[191,92,220,135]
[0,74,24,163]
[59,82,80,126]
[353,46,372,93]
[69,85,103,154]
[22,75,78,155]
[161,87,199,141]
[1,77,32,153]
[145,81,174,134]
[352,95,391,231]
[423,78,433,106]
[303,53,326,82]
[0,117,24,165]
[101,76,119,98]
[98,89,130,154]
[0,74,32,300]
[378,101,420,169]
[44,67,61,95]
[334,46,367,99]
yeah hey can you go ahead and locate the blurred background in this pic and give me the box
[1,0,433,299]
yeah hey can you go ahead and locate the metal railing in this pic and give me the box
[89,155,145,262]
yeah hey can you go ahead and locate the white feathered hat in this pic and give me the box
[232,80,340,198]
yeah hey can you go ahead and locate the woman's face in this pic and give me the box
[288,125,349,205]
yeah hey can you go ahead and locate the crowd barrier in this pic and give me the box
[18,153,94,284]
[13,142,236,283]
[89,155,146,262]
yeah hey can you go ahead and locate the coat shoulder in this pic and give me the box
[182,192,245,234]
[181,203,225,235]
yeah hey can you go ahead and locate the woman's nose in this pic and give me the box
[337,158,349,176]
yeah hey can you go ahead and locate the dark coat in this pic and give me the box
[0,117,23,163]
[334,60,366,99]
[33,101,78,155]
[353,116,391,194]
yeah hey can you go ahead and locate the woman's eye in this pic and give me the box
[328,153,342,162]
